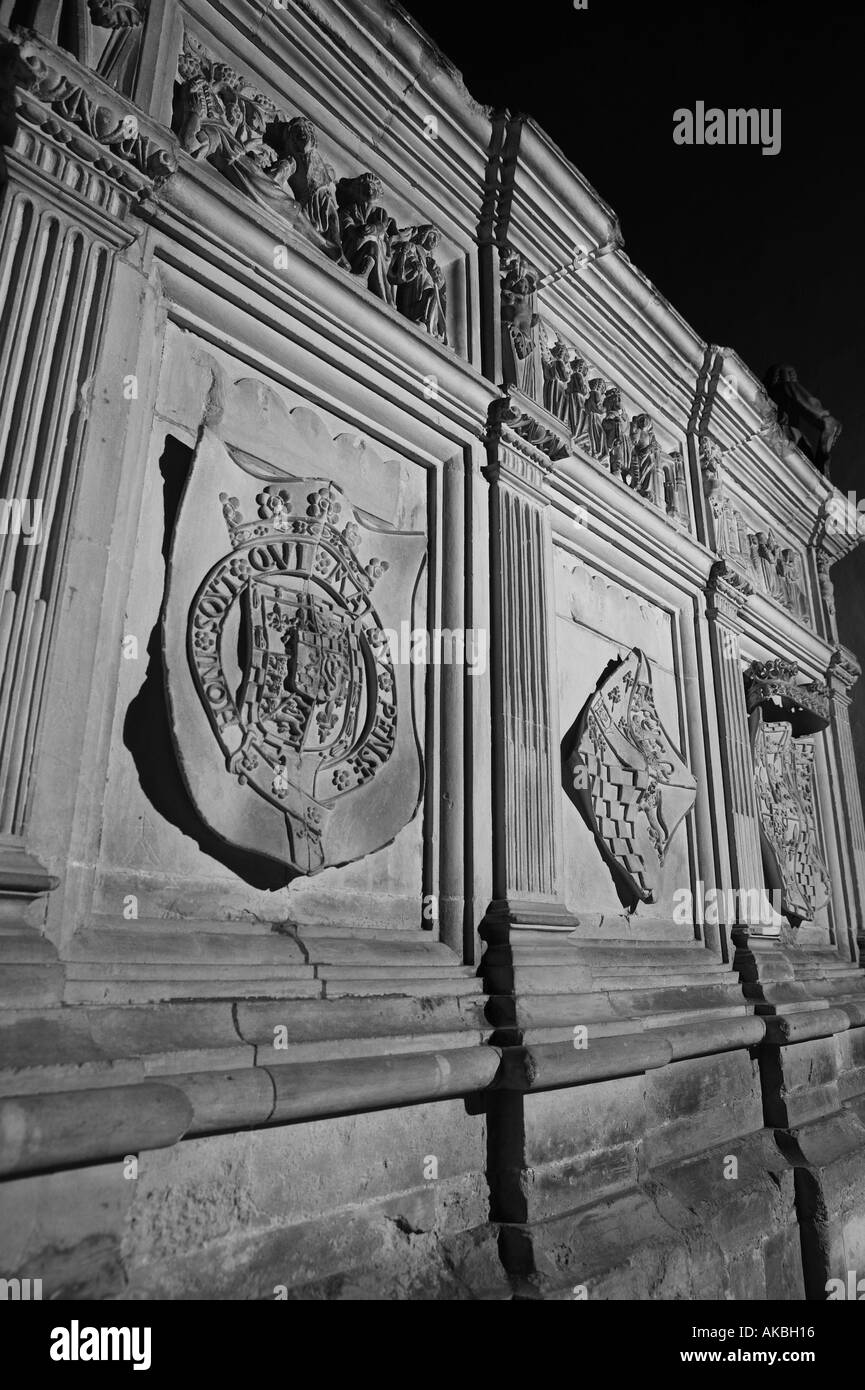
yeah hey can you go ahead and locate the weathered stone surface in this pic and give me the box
[0,0,864,1305]
[162,421,426,877]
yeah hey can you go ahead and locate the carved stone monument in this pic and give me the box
[162,413,425,875]
[1,0,864,1308]
[562,648,697,910]
[746,659,832,925]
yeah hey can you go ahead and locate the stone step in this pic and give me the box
[235,993,487,1043]
[64,978,325,1004]
[315,964,478,980]
[69,927,308,965]
[323,976,483,999]
[65,962,316,981]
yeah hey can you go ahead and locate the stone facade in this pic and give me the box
[1,0,864,1301]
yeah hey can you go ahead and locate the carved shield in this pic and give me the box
[562,648,696,909]
[163,428,425,874]
[751,713,830,924]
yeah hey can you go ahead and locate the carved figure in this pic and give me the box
[630,414,664,508]
[336,173,397,300]
[85,0,146,94]
[500,252,542,399]
[817,553,836,620]
[388,225,447,342]
[543,339,572,420]
[776,549,804,619]
[565,355,589,437]
[582,377,608,457]
[755,531,782,599]
[763,365,842,477]
[280,116,341,246]
[176,54,247,162]
[600,388,631,476]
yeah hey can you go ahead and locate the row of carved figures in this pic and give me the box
[173,34,447,342]
[501,249,689,525]
[700,438,809,621]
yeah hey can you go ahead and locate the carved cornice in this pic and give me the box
[484,396,555,491]
[486,380,571,464]
[744,658,831,733]
[706,558,753,623]
[828,646,861,698]
[8,28,177,196]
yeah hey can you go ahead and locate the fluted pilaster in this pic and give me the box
[705,561,777,930]
[483,411,576,930]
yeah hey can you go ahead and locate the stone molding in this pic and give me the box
[828,645,861,698]
[706,558,754,623]
[9,26,176,194]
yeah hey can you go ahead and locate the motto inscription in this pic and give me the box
[162,420,425,875]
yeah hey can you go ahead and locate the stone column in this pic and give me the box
[825,648,865,956]
[0,26,175,997]
[705,560,779,933]
[482,406,577,933]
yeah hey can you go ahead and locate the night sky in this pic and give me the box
[404,0,862,473]
[404,0,865,779]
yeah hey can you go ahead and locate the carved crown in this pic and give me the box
[744,658,830,733]
[217,480,389,593]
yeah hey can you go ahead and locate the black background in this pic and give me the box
[403,0,865,784]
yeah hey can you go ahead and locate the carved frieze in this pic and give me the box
[162,407,426,876]
[13,33,175,190]
[699,436,810,625]
[745,659,831,925]
[561,648,697,910]
[500,247,689,524]
[174,33,448,343]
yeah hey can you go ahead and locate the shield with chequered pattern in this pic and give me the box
[562,648,696,910]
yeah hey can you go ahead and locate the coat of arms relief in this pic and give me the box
[745,659,831,925]
[562,648,697,911]
[162,387,426,876]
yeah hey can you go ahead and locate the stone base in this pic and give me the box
[0,840,62,1006]
[0,1100,509,1300]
